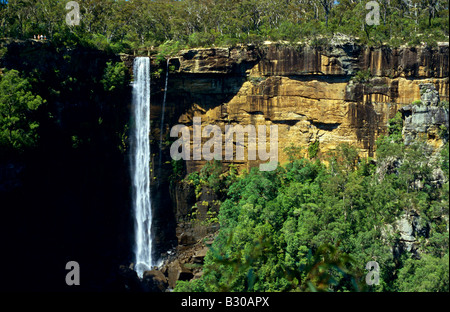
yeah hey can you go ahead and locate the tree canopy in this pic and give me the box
[0,0,448,52]
[174,117,449,292]
[0,69,44,155]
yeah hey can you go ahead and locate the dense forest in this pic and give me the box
[174,116,449,291]
[0,0,449,293]
[0,0,449,53]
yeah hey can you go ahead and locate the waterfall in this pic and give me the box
[131,57,153,278]
[158,58,170,171]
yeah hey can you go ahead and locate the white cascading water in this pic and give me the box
[131,57,153,278]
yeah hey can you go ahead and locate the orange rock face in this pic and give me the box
[140,43,449,172]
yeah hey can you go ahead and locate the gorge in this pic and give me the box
[0,39,448,291]
[1,0,449,294]
[122,42,449,290]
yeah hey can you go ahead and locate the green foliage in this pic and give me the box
[199,160,224,194]
[188,32,216,48]
[284,143,304,163]
[175,133,449,292]
[156,41,185,62]
[308,140,320,159]
[169,159,185,186]
[439,100,449,109]
[101,61,128,92]
[412,100,423,106]
[0,69,44,154]
[295,244,366,292]
[118,123,129,154]
[173,278,206,292]
[185,171,203,199]
[396,254,449,292]
[376,112,405,160]
[353,69,372,83]
[0,46,6,58]
[184,160,235,199]
[310,36,329,48]
[1,0,448,52]
[388,111,404,138]
[439,125,448,140]
[441,143,449,175]
[247,76,267,85]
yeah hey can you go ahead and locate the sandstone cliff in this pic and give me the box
[121,43,449,290]
[141,43,448,173]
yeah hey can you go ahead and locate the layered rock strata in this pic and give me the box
[151,43,449,171]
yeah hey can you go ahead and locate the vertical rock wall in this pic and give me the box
[149,43,448,166]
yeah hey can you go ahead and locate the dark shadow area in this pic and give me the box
[0,41,133,291]
[149,65,253,262]
[348,101,380,157]
[287,75,351,83]
[310,121,341,131]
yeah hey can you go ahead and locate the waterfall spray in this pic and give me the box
[131,57,153,278]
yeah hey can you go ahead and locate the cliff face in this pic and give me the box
[151,43,448,173]
[123,43,449,290]
[400,83,449,148]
